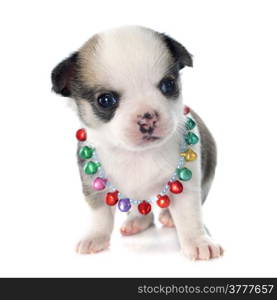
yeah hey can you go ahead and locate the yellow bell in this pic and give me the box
[180,148,197,162]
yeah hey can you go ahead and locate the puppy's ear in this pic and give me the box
[51,52,79,97]
[160,33,193,69]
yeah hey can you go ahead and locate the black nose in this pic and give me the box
[137,111,159,135]
[143,112,153,120]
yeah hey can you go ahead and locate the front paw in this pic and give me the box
[120,213,154,236]
[182,235,223,260]
[76,234,110,254]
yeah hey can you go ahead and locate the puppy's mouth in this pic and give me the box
[142,135,161,142]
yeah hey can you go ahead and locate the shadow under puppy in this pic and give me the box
[51,26,223,260]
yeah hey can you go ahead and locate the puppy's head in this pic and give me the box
[51,26,192,151]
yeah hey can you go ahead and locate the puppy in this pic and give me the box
[51,26,223,260]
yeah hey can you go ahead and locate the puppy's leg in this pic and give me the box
[169,125,222,260]
[76,192,115,254]
[159,209,175,227]
[169,189,223,260]
[120,208,154,236]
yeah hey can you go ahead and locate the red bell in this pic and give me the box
[105,191,119,206]
[76,128,87,141]
[184,106,190,115]
[156,194,171,208]
[168,180,183,194]
[138,201,152,215]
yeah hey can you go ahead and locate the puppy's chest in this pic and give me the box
[99,148,178,200]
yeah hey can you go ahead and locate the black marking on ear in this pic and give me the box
[51,49,120,123]
[51,52,79,97]
[160,33,193,69]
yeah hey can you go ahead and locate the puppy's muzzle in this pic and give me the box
[137,111,160,140]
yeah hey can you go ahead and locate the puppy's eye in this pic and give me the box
[159,78,176,96]
[97,93,118,108]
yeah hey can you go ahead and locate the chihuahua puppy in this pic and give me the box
[51,26,223,260]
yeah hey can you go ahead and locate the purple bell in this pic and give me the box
[118,198,131,212]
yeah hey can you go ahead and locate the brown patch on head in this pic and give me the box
[78,34,101,85]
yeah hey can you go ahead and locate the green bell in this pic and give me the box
[185,132,199,145]
[177,167,192,181]
[185,117,196,130]
[79,146,95,160]
[83,161,100,175]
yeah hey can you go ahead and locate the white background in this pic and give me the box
[0,0,277,277]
